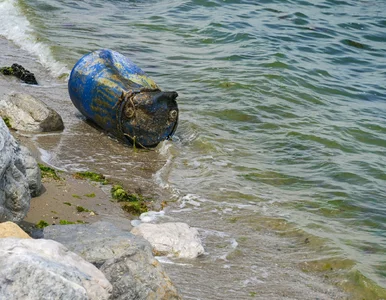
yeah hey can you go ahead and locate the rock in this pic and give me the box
[0,92,64,132]
[16,145,42,197]
[44,221,181,299]
[100,249,181,300]
[131,222,205,259]
[0,221,31,238]
[43,221,150,266]
[0,238,112,300]
[0,64,38,84]
[0,119,31,223]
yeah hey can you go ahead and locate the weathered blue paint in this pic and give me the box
[68,49,178,147]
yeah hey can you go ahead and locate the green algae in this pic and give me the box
[111,184,149,215]
[74,171,107,183]
[35,220,49,229]
[2,117,12,128]
[340,270,386,300]
[0,67,14,75]
[121,201,148,215]
[38,163,61,180]
[237,213,386,299]
[76,206,90,213]
[299,258,355,273]
[72,194,81,199]
[84,193,96,198]
[111,185,140,202]
[59,220,75,225]
[63,202,72,206]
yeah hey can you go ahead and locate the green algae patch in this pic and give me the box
[299,258,355,273]
[38,163,61,180]
[226,249,243,260]
[111,184,150,215]
[74,171,107,183]
[72,194,81,199]
[84,193,96,198]
[59,219,75,225]
[2,117,12,128]
[63,202,72,206]
[121,201,148,216]
[0,67,14,76]
[111,185,140,202]
[338,269,386,300]
[76,206,90,213]
[35,220,49,229]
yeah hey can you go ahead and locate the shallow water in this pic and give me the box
[1,0,386,298]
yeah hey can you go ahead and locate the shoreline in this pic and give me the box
[2,36,386,299]
[0,35,171,233]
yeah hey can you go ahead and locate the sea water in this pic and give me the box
[0,0,385,298]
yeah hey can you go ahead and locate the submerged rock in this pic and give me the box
[0,221,31,239]
[131,222,205,259]
[44,221,181,299]
[0,238,112,300]
[0,92,64,132]
[0,119,31,223]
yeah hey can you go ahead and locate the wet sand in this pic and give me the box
[20,171,134,234]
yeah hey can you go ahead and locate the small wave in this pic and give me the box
[0,0,69,77]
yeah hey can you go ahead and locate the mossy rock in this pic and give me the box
[111,185,152,215]
[111,184,145,202]
[0,67,14,76]
[0,64,38,84]
[121,201,148,216]
[111,185,142,202]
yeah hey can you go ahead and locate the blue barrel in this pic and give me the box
[68,49,178,148]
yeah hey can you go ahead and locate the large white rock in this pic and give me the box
[44,221,181,300]
[0,92,64,132]
[131,222,204,259]
[0,119,31,222]
[0,238,112,300]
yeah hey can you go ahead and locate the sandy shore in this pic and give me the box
[20,170,135,234]
[11,121,137,235]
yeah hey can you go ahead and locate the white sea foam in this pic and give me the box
[139,210,165,223]
[179,193,204,208]
[0,0,69,77]
[155,256,193,267]
[37,147,52,164]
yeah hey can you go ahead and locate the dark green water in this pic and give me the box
[1,0,386,298]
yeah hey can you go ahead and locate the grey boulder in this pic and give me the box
[44,221,181,300]
[0,119,30,222]
[0,92,64,132]
[16,145,42,197]
[0,238,112,300]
